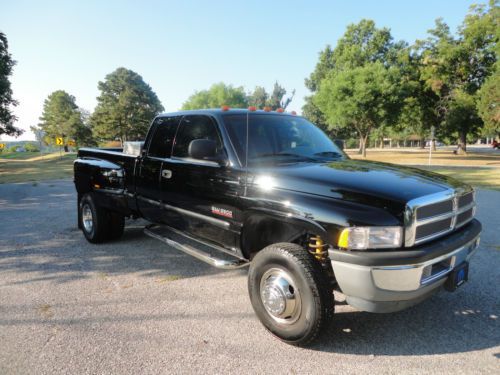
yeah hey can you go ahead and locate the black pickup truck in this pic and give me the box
[74,108,481,345]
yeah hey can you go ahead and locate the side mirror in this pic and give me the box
[188,139,228,166]
[334,139,344,150]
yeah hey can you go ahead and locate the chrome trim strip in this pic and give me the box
[414,227,454,245]
[420,267,452,286]
[163,202,230,229]
[137,195,230,229]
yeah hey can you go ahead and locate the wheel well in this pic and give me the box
[241,214,312,259]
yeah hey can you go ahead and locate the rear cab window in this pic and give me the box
[148,116,182,158]
[172,115,223,158]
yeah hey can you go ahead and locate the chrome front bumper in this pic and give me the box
[330,234,481,313]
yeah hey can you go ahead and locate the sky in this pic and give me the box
[0,0,482,141]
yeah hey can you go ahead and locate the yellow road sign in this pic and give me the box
[56,137,64,146]
[0,143,5,149]
[67,140,76,147]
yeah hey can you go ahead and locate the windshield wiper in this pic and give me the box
[254,152,317,162]
[313,151,343,158]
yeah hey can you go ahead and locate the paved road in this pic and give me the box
[0,180,499,374]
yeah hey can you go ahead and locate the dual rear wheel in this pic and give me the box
[79,193,125,243]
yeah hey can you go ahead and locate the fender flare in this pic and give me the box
[240,207,328,258]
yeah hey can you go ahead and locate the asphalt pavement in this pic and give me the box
[0,180,499,374]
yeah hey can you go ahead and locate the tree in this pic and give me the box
[248,86,268,108]
[91,67,164,143]
[395,46,441,149]
[24,143,40,152]
[266,81,295,110]
[305,19,405,154]
[315,62,402,157]
[0,32,22,137]
[477,67,500,137]
[419,1,498,152]
[182,82,247,110]
[303,19,406,154]
[37,90,92,151]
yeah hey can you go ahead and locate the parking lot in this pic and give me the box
[0,180,499,374]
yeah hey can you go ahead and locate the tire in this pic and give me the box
[79,193,111,243]
[248,243,334,346]
[107,212,125,240]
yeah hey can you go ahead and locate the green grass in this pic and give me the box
[0,151,43,160]
[418,166,500,191]
[0,153,76,184]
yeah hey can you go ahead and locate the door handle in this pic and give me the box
[161,169,172,179]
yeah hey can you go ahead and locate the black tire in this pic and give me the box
[248,243,334,346]
[79,193,110,243]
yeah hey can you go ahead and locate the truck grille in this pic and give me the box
[405,190,475,247]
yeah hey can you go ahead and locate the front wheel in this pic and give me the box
[248,243,334,346]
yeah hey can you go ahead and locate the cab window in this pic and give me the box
[172,115,222,158]
[147,116,181,158]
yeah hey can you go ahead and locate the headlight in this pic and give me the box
[337,226,403,250]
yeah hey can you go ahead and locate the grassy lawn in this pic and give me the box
[347,148,500,190]
[0,151,44,160]
[0,152,76,184]
[347,148,500,166]
[417,166,500,191]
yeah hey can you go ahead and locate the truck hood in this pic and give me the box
[251,159,466,208]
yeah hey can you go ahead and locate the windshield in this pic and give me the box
[222,113,345,166]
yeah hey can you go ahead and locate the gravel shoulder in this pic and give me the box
[0,180,499,374]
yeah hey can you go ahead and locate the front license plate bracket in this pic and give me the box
[444,262,469,292]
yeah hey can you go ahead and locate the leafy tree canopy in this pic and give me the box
[91,67,164,143]
[314,62,402,156]
[182,81,295,111]
[477,66,500,136]
[417,1,498,151]
[182,82,247,110]
[0,32,22,137]
[37,90,93,148]
[305,20,405,155]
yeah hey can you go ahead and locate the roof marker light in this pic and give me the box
[276,108,284,113]
[248,106,257,111]
[221,105,230,111]
[263,106,271,112]
[291,111,297,116]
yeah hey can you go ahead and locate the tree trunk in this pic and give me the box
[63,145,68,152]
[358,136,364,154]
[457,131,467,154]
[361,135,368,157]
[431,140,437,151]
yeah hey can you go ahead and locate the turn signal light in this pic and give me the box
[221,105,230,111]
[338,229,349,248]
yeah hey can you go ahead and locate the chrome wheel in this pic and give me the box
[260,268,302,324]
[81,203,94,233]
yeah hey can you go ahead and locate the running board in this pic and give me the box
[144,225,249,270]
